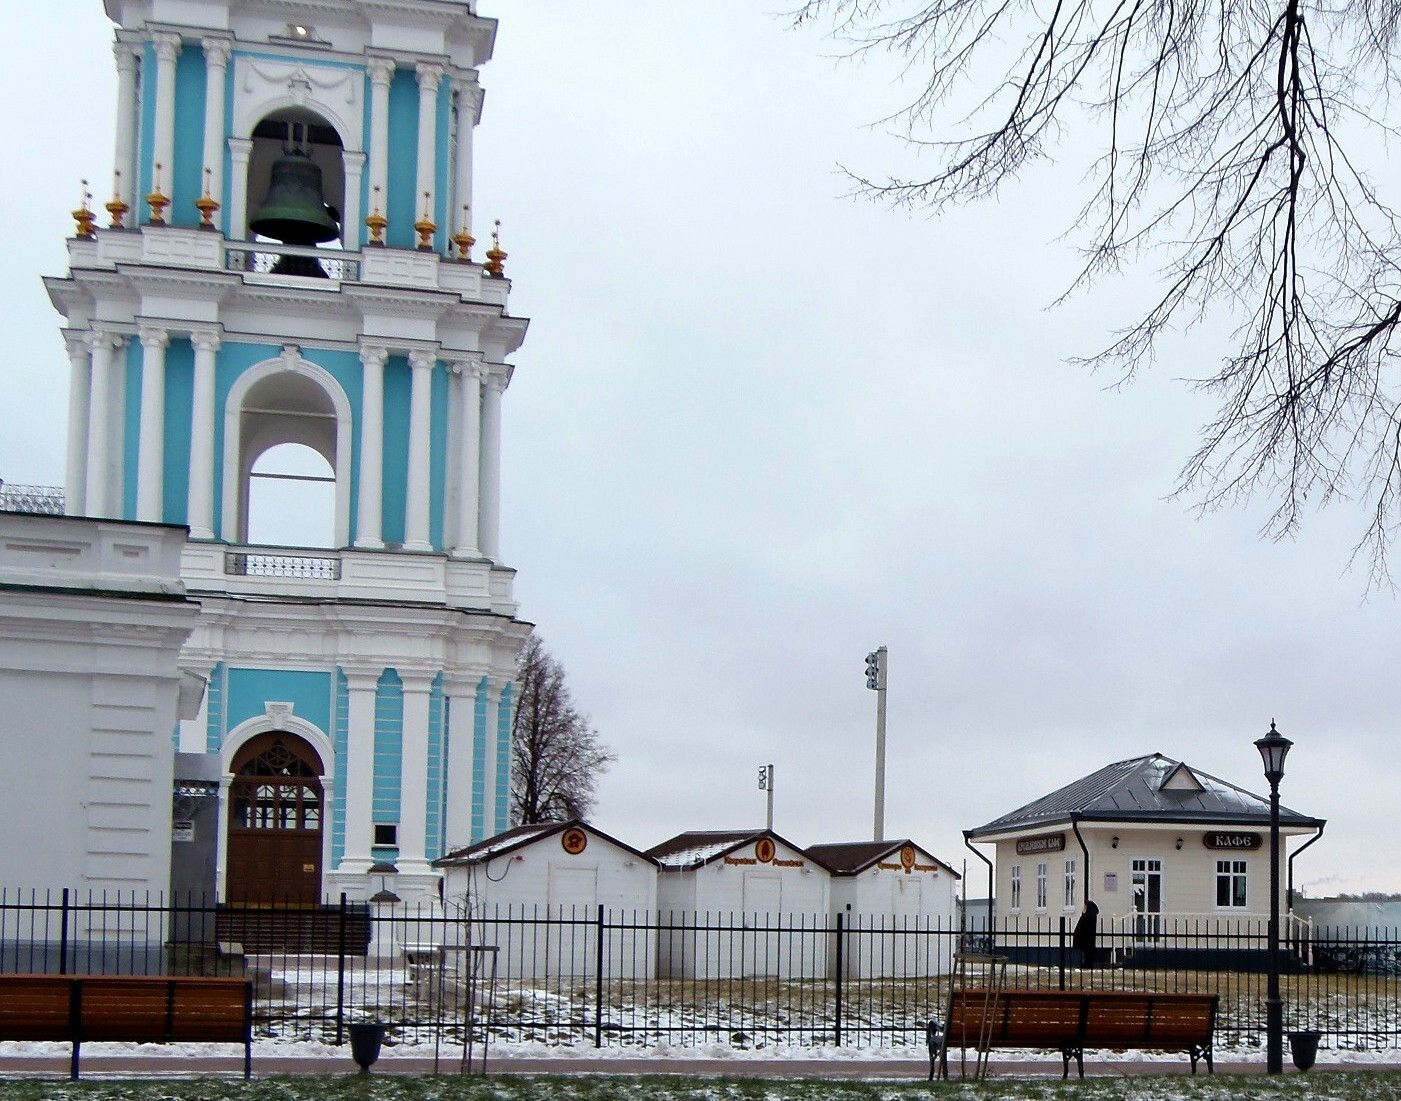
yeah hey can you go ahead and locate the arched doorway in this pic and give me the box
[227,732,325,904]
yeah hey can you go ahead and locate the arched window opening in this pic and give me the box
[246,108,346,274]
[247,443,335,548]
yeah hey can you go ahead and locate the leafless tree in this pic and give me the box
[794,0,1401,579]
[511,635,615,824]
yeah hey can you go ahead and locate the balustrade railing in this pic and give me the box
[225,242,360,281]
[224,550,341,580]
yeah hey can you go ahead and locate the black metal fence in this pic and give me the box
[2,890,1399,1053]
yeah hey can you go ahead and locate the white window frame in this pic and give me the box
[1215,858,1248,909]
[1010,864,1022,912]
[1036,861,1049,911]
[1064,858,1077,910]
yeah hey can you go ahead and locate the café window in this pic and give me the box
[1216,859,1248,908]
[1036,861,1049,910]
[1010,865,1022,910]
[1064,858,1077,909]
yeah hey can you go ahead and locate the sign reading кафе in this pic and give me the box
[1203,832,1262,850]
[1016,832,1066,855]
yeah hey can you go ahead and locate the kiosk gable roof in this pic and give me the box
[969,753,1324,837]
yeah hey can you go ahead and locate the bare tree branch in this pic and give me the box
[794,0,1401,577]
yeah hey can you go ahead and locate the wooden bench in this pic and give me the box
[0,974,253,1079]
[937,988,1217,1078]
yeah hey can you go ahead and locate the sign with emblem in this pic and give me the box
[561,827,588,855]
[755,837,776,863]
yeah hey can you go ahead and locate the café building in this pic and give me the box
[965,753,1325,960]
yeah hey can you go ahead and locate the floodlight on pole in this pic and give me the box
[865,646,887,841]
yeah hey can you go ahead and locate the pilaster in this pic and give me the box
[366,58,395,235]
[452,358,482,556]
[200,38,233,229]
[151,32,183,213]
[84,332,125,518]
[187,329,220,539]
[415,63,445,249]
[403,349,436,551]
[136,325,169,522]
[354,343,388,549]
[63,335,91,516]
[478,366,507,560]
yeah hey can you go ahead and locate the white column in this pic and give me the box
[403,349,436,551]
[414,63,444,247]
[200,38,232,227]
[339,671,379,875]
[227,138,253,239]
[453,360,482,556]
[151,32,183,212]
[355,344,387,549]
[188,329,220,539]
[478,367,506,559]
[341,151,366,249]
[112,42,141,216]
[366,58,395,231]
[441,676,478,852]
[451,78,479,237]
[64,335,91,516]
[397,674,435,876]
[84,333,123,518]
[136,326,169,522]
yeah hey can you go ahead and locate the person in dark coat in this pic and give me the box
[1072,899,1099,966]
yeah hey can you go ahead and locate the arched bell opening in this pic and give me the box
[230,367,348,547]
[226,731,326,905]
[246,108,346,273]
[247,443,336,549]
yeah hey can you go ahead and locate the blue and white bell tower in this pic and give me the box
[47,0,532,903]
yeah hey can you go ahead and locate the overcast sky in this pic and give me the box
[3,2,1398,897]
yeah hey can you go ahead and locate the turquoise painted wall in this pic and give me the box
[172,48,208,227]
[332,669,349,867]
[225,668,334,754]
[426,674,445,859]
[162,338,194,525]
[205,663,226,753]
[495,682,514,834]
[373,669,404,860]
[386,70,419,250]
[380,356,411,545]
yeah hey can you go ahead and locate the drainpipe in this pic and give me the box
[963,829,994,953]
[1070,813,1091,905]
[1287,822,1325,912]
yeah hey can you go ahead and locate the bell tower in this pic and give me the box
[47,0,531,903]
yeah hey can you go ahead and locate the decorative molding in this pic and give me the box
[366,56,396,87]
[415,62,445,93]
[201,37,232,68]
[152,32,183,63]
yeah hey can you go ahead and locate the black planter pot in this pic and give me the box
[1288,1030,1322,1071]
[347,1023,388,1073]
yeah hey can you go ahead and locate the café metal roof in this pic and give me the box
[967,753,1324,839]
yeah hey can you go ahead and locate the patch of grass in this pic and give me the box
[4,1073,1401,1101]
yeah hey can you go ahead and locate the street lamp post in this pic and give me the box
[1254,720,1293,1075]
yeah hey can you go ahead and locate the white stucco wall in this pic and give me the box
[442,827,658,979]
[0,514,199,899]
[830,854,959,978]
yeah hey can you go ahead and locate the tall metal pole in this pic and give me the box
[1266,775,1283,1073]
[867,646,888,842]
[765,765,774,831]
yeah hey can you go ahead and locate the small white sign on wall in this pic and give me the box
[1104,872,1118,892]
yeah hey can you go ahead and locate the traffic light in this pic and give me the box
[865,650,881,690]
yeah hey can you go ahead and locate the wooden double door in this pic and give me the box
[226,732,325,905]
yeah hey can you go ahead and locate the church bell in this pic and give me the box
[249,148,339,247]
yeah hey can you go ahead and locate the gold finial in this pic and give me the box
[364,185,387,246]
[105,170,129,230]
[483,218,506,278]
[72,180,97,239]
[146,163,170,225]
[413,190,437,250]
[194,167,220,230]
[451,204,475,262]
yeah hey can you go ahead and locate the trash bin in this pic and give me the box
[348,1022,388,1073]
[1288,1030,1321,1071]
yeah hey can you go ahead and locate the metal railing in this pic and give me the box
[224,551,341,580]
[225,242,360,281]
[0,483,64,515]
[1,891,1398,1053]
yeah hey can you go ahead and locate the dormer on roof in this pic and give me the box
[1159,762,1206,792]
